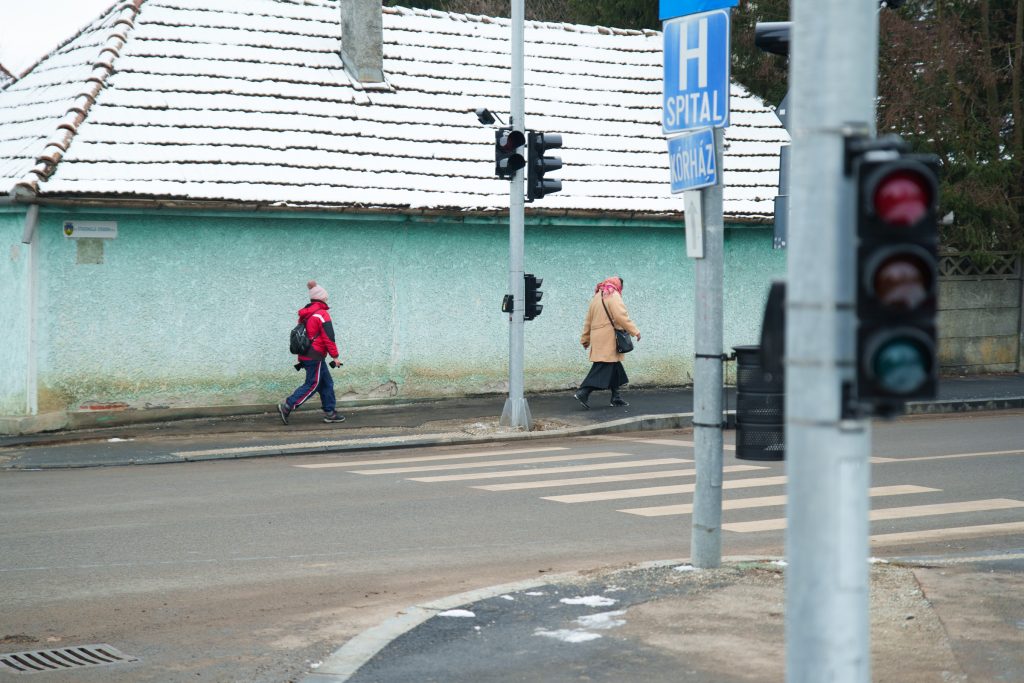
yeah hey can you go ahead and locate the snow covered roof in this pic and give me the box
[0,0,788,221]
[0,64,13,89]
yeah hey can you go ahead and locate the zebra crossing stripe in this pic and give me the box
[475,464,767,492]
[619,484,940,517]
[722,498,1024,533]
[875,448,1024,463]
[296,446,567,469]
[870,521,1024,546]
[541,475,789,504]
[407,458,691,483]
[589,436,737,451]
[349,451,629,475]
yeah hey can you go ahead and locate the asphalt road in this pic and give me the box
[1,410,1022,682]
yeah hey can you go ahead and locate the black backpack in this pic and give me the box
[289,323,314,355]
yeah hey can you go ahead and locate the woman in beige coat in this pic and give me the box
[574,276,641,408]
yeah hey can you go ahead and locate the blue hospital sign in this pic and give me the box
[667,128,717,192]
[663,9,730,134]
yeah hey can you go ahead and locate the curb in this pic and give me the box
[170,413,695,461]
[904,397,1024,414]
[298,571,582,683]
[0,413,695,470]
[298,556,775,683]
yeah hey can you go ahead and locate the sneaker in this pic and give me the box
[277,403,290,425]
[323,412,346,423]
[610,396,629,407]
[573,390,590,410]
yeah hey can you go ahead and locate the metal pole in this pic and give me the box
[499,0,531,429]
[690,127,725,568]
[785,1,877,681]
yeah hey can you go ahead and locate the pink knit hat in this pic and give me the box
[307,279,328,302]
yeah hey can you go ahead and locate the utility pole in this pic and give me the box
[499,0,531,430]
[690,127,725,568]
[785,1,877,681]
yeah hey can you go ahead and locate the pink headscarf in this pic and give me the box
[594,276,622,299]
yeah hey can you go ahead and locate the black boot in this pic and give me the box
[610,389,629,407]
[573,387,592,409]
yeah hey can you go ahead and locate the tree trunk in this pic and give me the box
[979,0,1002,140]
[1013,0,1023,233]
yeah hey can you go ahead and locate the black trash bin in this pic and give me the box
[734,344,785,461]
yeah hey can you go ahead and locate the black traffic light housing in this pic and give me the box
[495,127,526,179]
[527,131,562,202]
[850,136,940,416]
[754,21,790,56]
[524,273,543,321]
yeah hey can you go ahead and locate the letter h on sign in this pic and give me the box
[679,16,708,91]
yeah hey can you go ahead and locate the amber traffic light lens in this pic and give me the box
[873,253,932,310]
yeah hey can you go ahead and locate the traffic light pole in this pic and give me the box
[499,0,531,430]
[690,128,726,569]
[785,1,877,681]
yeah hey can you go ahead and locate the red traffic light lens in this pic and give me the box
[873,170,931,226]
[498,130,525,152]
[873,253,932,310]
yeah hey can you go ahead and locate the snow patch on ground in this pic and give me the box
[437,609,475,618]
[533,609,627,643]
[524,591,545,596]
[534,628,602,643]
[560,595,617,607]
[575,610,627,630]
[674,564,697,572]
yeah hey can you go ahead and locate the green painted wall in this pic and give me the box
[1,207,785,415]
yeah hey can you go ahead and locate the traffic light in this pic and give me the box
[495,127,525,179]
[526,131,562,201]
[853,140,940,415]
[753,21,790,56]
[754,22,791,248]
[524,273,543,321]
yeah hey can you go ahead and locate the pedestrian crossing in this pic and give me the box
[294,439,1024,550]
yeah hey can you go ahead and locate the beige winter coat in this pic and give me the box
[580,291,640,363]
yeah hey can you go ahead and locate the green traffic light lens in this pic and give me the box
[872,338,928,394]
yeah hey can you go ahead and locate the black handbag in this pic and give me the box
[601,298,634,354]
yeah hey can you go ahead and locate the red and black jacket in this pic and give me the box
[297,301,340,361]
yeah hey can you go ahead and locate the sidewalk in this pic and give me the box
[1,374,1023,469]
[303,553,1024,683]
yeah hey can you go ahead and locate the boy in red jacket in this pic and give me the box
[278,280,344,424]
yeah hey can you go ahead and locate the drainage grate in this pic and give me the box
[0,644,137,674]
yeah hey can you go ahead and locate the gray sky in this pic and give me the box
[0,0,116,75]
